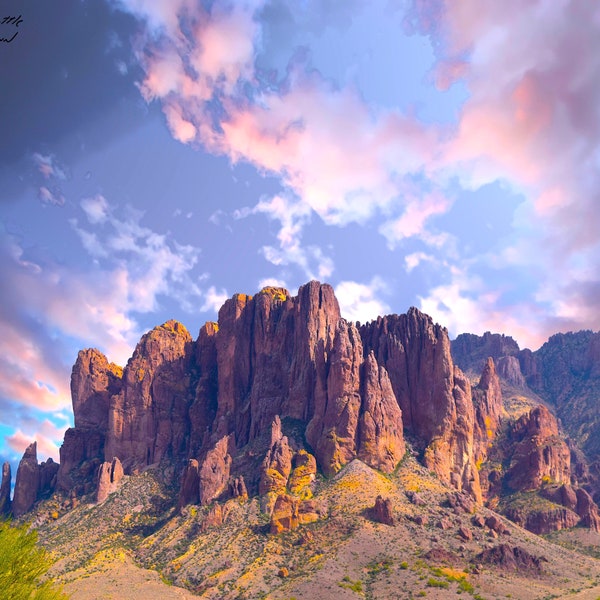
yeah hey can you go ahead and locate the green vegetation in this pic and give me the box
[339,575,363,592]
[0,520,68,599]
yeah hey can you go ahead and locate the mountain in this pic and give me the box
[3,281,600,599]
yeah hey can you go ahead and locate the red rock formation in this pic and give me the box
[360,309,482,502]
[12,442,41,518]
[269,494,322,533]
[504,505,579,534]
[228,476,248,501]
[288,451,317,498]
[57,428,104,493]
[105,320,193,471]
[96,457,124,503]
[270,493,300,534]
[71,348,122,431]
[56,348,122,492]
[307,320,363,475]
[575,488,600,530]
[178,459,200,508]
[259,417,293,495]
[370,495,395,525]
[478,544,547,572]
[357,353,405,474]
[507,406,571,491]
[198,435,233,505]
[51,281,501,518]
[0,462,11,515]
[473,358,503,458]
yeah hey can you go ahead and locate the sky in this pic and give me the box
[1,0,599,469]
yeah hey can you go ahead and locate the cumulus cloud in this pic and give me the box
[403,0,600,343]
[335,277,391,325]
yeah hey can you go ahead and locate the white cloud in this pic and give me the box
[335,277,391,325]
[81,194,110,224]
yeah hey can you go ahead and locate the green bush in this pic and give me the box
[0,520,68,599]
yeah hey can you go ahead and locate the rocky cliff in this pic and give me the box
[9,281,600,540]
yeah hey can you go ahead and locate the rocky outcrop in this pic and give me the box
[96,457,124,502]
[369,495,395,525]
[472,358,503,464]
[575,488,600,530]
[288,451,317,498]
[503,505,579,534]
[198,435,233,505]
[0,462,11,515]
[12,443,41,518]
[105,320,193,472]
[48,281,571,520]
[56,428,104,493]
[452,332,521,376]
[361,310,482,502]
[269,493,322,534]
[357,353,405,473]
[506,406,571,492]
[478,544,547,573]
[178,459,200,508]
[259,417,293,495]
[71,348,123,431]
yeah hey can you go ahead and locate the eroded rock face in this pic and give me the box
[96,457,124,503]
[178,459,200,508]
[12,443,41,518]
[0,462,11,515]
[357,353,405,474]
[360,310,482,502]
[198,435,233,505]
[259,417,293,495]
[478,544,547,573]
[506,406,571,492]
[51,281,510,518]
[473,358,503,464]
[71,348,123,431]
[105,320,193,472]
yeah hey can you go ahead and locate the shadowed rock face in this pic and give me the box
[506,405,571,492]
[12,442,41,518]
[0,462,11,515]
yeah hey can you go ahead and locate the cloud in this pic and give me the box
[335,277,391,325]
[404,251,436,273]
[402,0,600,342]
[116,0,600,344]
[71,198,211,315]
[200,285,229,313]
[81,194,110,224]
[32,153,67,181]
[7,419,69,462]
[0,195,226,442]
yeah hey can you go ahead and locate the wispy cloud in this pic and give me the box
[0,191,228,458]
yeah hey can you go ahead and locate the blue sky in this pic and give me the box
[1,0,599,467]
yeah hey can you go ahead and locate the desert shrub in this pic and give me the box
[0,519,68,599]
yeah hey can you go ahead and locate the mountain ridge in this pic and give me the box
[3,280,600,598]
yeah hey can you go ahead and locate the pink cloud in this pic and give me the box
[7,427,66,463]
